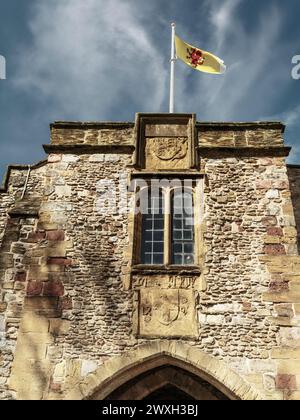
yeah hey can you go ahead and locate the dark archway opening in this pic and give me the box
[144,385,195,400]
[105,365,229,400]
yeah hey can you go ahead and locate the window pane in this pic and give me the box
[153,253,164,265]
[171,190,195,266]
[154,219,164,230]
[174,230,183,240]
[173,243,183,254]
[144,219,153,230]
[140,189,164,265]
[184,218,194,227]
[184,254,194,265]
[153,242,163,253]
[173,219,183,229]
[184,243,193,254]
[153,231,162,241]
[143,242,152,253]
[173,254,183,265]
[183,230,193,240]
[143,254,152,265]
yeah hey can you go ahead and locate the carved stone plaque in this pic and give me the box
[132,274,200,290]
[145,137,189,170]
[137,288,197,338]
[134,113,198,169]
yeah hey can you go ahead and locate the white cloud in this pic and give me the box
[209,0,243,49]
[13,0,168,120]
[176,2,286,124]
[269,105,300,126]
[11,0,289,127]
[264,104,300,163]
[2,0,300,177]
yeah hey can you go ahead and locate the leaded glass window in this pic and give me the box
[172,191,194,265]
[139,187,196,266]
[140,189,164,265]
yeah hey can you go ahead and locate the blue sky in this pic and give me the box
[1,0,300,181]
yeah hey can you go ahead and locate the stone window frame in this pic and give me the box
[132,179,203,270]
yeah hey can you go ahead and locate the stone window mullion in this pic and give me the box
[164,188,171,266]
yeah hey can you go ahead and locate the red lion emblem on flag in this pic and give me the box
[186,47,205,67]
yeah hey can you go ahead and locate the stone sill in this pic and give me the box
[131,265,201,276]
[135,334,198,340]
[131,171,205,179]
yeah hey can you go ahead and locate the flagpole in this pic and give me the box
[169,22,176,113]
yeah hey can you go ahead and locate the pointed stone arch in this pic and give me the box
[65,341,263,400]
[104,366,229,400]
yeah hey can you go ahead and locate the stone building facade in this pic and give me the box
[1,113,300,400]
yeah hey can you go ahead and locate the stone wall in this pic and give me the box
[201,154,300,399]
[198,122,284,148]
[0,152,134,399]
[0,115,300,400]
[287,165,300,252]
[0,169,26,246]
[0,163,50,399]
[50,122,134,146]
[201,156,291,360]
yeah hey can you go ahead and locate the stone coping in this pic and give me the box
[50,121,135,129]
[0,160,47,193]
[197,121,285,132]
[50,120,285,132]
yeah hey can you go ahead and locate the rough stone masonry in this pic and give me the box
[1,113,300,400]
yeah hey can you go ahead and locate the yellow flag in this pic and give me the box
[175,35,226,74]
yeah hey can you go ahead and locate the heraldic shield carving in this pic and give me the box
[152,138,188,162]
[138,288,197,338]
[145,137,189,170]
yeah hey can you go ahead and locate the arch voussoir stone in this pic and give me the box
[65,341,264,400]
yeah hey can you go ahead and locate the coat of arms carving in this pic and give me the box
[152,138,188,161]
[138,289,197,337]
[154,291,181,326]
